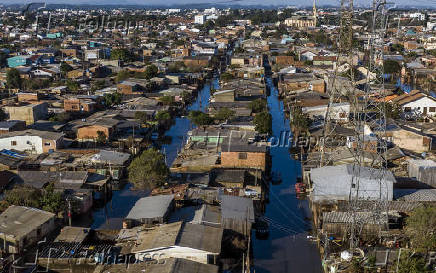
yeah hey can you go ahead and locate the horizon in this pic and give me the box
[1,0,436,8]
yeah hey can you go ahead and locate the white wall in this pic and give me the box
[0,135,43,154]
[135,246,215,264]
[402,96,436,116]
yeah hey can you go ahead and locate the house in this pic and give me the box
[408,159,436,188]
[220,140,268,171]
[64,97,96,113]
[313,56,336,66]
[220,195,255,235]
[211,169,246,188]
[17,92,40,103]
[183,56,211,68]
[310,164,395,203]
[302,102,350,122]
[383,122,432,153]
[5,102,48,125]
[0,206,56,254]
[132,222,223,265]
[92,258,219,273]
[124,195,175,227]
[213,89,235,102]
[393,90,436,117]
[0,129,64,154]
[88,150,131,180]
[7,56,32,68]
[0,120,26,134]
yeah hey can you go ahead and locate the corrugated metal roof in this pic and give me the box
[126,195,174,220]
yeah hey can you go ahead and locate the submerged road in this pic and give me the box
[90,79,216,229]
[252,77,323,273]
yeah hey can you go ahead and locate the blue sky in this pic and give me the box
[7,0,436,7]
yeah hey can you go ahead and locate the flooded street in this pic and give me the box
[252,77,322,273]
[91,79,216,229]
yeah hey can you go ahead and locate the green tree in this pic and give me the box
[111,48,133,62]
[220,72,234,82]
[128,148,169,189]
[398,251,427,273]
[214,107,235,122]
[253,111,272,135]
[66,80,80,92]
[96,131,107,144]
[160,95,175,106]
[405,206,436,252]
[384,60,402,81]
[385,102,403,119]
[391,43,405,53]
[60,62,73,76]
[135,111,150,124]
[116,70,130,83]
[144,64,159,79]
[188,110,213,126]
[6,68,22,89]
[104,92,123,106]
[249,98,267,113]
[0,108,7,121]
[291,107,311,137]
[156,110,171,123]
[39,183,65,214]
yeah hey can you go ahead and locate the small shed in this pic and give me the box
[125,195,174,226]
[408,159,436,187]
[220,195,254,235]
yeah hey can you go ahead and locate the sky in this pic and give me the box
[4,0,436,7]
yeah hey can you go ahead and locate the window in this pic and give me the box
[430,107,436,113]
[238,152,247,160]
[404,107,412,112]
[11,141,16,146]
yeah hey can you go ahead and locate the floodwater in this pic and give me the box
[90,79,216,229]
[252,77,323,273]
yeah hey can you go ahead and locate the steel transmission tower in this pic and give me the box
[319,0,391,250]
[319,0,354,167]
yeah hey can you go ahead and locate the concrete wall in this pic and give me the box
[0,135,44,153]
[135,246,217,265]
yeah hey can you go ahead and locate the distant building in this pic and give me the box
[7,56,32,68]
[194,14,206,24]
[0,129,64,154]
[0,206,56,254]
[125,195,175,226]
[5,102,48,125]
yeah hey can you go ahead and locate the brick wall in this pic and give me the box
[220,151,266,170]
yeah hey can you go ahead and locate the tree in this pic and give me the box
[391,43,404,53]
[128,148,169,189]
[160,95,175,106]
[291,107,311,137]
[405,206,436,252]
[214,107,235,122]
[398,251,427,273]
[39,183,65,214]
[249,98,267,113]
[220,72,234,82]
[0,108,7,121]
[60,62,73,76]
[104,92,123,106]
[156,110,171,123]
[96,131,107,144]
[66,80,80,92]
[116,70,130,83]
[385,102,403,119]
[384,60,402,81]
[253,111,272,135]
[188,110,213,126]
[135,111,150,124]
[111,48,134,62]
[6,68,22,89]
[144,64,159,79]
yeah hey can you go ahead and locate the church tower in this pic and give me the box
[313,0,318,26]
